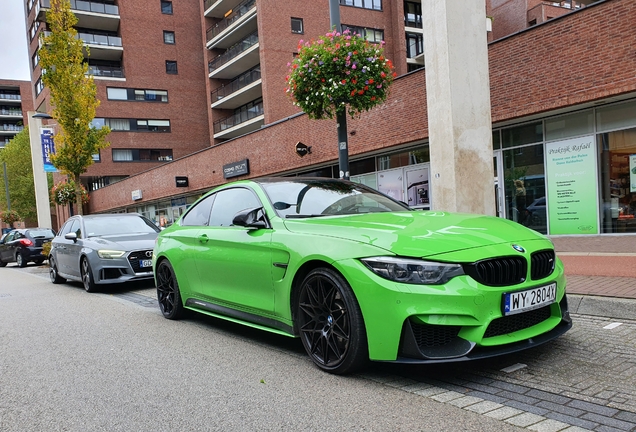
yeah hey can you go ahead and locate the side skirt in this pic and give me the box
[185,298,295,338]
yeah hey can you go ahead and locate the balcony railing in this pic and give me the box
[2,124,25,132]
[208,31,258,73]
[213,99,263,133]
[88,64,124,78]
[0,109,23,116]
[40,0,119,15]
[203,0,216,12]
[206,0,256,42]
[0,93,21,101]
[210,66,260,102]
[43,30,122,47]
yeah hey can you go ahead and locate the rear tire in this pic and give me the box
[296,267,368,375]
[16,252,27,268]
[156,260,184,320]
[0,258,6,268]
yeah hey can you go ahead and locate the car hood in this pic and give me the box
[85,232,158,250]
[281,211,547,257]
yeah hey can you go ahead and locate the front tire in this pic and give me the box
[81,258,97,293]
[156,260,184,320]
[49,256,66,284]
[296,268,368,375]
[16,252,27,268]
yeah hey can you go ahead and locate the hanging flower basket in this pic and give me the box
[50,179,90,206]
[0,209,21,226]
[285,29,396,120]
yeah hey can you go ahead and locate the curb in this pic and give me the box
[568,294,636,321]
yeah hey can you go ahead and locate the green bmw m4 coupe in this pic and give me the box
[153,178,571,375]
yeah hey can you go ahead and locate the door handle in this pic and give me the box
[198,234,209,244]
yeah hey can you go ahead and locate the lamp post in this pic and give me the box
[27,111,53,229]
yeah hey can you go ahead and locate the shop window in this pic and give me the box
[545,109,594,142]
[291,18,303,34]
[598,127,636,234]
[596,100,636,133]
[501,122,543,148]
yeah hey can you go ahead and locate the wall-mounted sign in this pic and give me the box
[295,142,312,157]
[546,136,598,235]
[132,189,143,201]
[41,128,57,173]
[175,176,189,187]
[223,159,249,179]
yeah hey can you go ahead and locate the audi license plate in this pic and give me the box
[503,283,556,316]
[140,259,153,268]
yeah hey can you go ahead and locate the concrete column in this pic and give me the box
[27,112,53,229]
[422,0,495,215]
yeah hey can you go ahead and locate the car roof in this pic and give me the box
[74,213,143,219]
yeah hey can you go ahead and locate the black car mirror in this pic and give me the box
[65,232,78,242]
[232,207,268,229]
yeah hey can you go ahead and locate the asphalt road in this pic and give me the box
[0,267,527,432]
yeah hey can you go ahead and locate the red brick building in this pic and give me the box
[0,79,33,149]
[23,0,636,236]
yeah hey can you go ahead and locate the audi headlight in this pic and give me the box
[361,257,465,285]
[97,250,126,259]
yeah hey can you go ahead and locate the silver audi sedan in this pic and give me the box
[49,213,160,292]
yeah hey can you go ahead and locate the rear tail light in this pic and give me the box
[19,239,33,247]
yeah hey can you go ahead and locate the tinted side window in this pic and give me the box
[59,220,74,237]
[181,195,215,226]
[208,188,262,227]
[69,220,81,238]
[5,232,15,242]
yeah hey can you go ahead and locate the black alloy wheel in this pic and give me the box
[81,258,97,293]
[16,252,27,268]
[156,260,184,320]
[296,268,367,375]
[49,256,66,284]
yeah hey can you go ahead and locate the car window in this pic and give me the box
[181,194,215,226]
[69,220,81,238]
[28,229,55,238]
[208,188,262,227]
[5,232,16,242]
[83,215,160,237]
[58,220,74,237]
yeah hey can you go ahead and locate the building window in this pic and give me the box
[32,50,39,70]
[166,61,178,74]
[92,118,171,132]
[404,1,422,28]
[163,30,175,44]
[342,25,384,44]
[406,32,423,58]
[35,77,44,96]
[113,149,174,162]
[161,0,173,14]
[107,87,169,102]
[29,20,40,40]
[291,18,303,34]
[339,0,381,11]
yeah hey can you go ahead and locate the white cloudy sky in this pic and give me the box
[0,0,31,81]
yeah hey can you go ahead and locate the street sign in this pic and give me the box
[40,128,57,173]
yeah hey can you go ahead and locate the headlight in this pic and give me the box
[361,257,465,285]
[97,250,126,259]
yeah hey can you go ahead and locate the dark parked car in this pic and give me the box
[0,228,56,268]
[49,213,160,292]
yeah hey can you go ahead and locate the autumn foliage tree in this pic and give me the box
[0,128,39,222]
[38,0,110,214]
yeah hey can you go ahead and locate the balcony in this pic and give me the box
[208,31,259,80]
[206,0,257,50]
[204,0,244,18]
[0,124,25,135]
[213,98,264,139]
[88,64,124,79]
[38,0,120,32]
[42,30,123,60]
[211,66,261,109]
[0,108,23,119]
[0,93,21,105]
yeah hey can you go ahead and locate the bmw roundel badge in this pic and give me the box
[512,244,525,253]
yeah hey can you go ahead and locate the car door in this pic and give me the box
[192,187,275,314]
[0,231,16,262]
[56,219,82,277]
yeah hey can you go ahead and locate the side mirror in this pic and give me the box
[232,207,269,229]
[65,232,78,242]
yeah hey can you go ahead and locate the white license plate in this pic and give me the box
[503,283,557,316]
[140,259,153,268]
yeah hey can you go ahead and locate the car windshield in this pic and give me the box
[84,216,160,237]
[28,229,55,238]
[260,179,410,218]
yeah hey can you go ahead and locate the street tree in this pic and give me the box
[38,0,110,215]
[0,128,37,223]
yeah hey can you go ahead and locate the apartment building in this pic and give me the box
[25,0,212,191]
[0,80,33,149]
